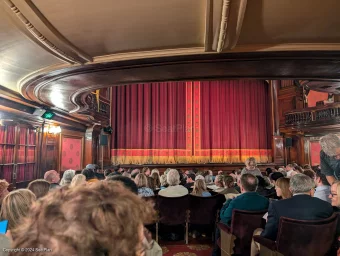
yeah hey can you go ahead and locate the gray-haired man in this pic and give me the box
[320,134,340,185]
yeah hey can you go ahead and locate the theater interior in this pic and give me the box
[1,0,340,255]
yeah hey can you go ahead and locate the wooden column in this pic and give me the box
[270,80,284,165]
[84,126,100,167]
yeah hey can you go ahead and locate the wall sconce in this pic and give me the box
[45,125,61,134]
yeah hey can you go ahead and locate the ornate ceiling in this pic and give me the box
[1,0,340,123]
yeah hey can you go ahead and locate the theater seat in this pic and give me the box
[156,195,190,244]
[253,214,338,256]
[218,209,267,256]
[188,194,225,240]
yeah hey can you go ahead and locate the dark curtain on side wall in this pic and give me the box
[111,80,272,164]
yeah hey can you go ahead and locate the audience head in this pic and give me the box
[240,174,258,192]
[85,164,99,172]
[131,169,140,179]
[289,174,315,196]
[186,173,195,183]
[81,168,96,181]
[122,171,131,178]
[151,172,161,189]
[106,176,138,195]
[70,174,86,188]
[330,181,340,208]
[275,177,292,199]
[223,175,235,188]
[151,168,159,176]
[0,179,9,204]
[59,169,75,186]
[195,175,204,181]
[303,169,316,180]
[315,169,330,187]
[215,175,224,187]
[192,179,208,196]
[286,164,295,171]
[160,174,168,187]
[0,189,36,230]
[245,157,257,170]
[104,169,112,178]
[12,182,155,256]
[256,175,269,188]
[269,172,284,186]
[265,168,273,176]
[167,169,180,186]
[320,133,340,158]
[134,173,148,188]
[205,174,213,185]
[218,170,223,175]
[44,170,60,184]
[27,179,50,199]
[142,167,151,177]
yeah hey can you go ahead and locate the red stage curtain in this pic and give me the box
[111,80,272,164]
[196,80,271,163]
[111,82,187,164]
[16,164,25,182]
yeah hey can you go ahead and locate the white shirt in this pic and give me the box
[158,185,188,197]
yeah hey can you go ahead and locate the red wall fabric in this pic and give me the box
[310,141,321,166]
[61,137,82,171]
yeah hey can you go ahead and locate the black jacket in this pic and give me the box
[261,194,334,241]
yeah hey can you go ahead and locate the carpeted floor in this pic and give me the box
[162,244,212,256]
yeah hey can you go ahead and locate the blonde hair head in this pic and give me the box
[332,181,340,207]
[192,179,208,196]
[134,173,148,188]
[70,174,86,188]
[0,189,36,230]
[276,177,292,199]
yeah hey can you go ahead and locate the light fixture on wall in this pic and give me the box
[45,125,61,134]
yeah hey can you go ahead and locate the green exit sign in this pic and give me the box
[42,111,55,119]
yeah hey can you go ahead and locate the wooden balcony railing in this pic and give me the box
[285,103,340,126]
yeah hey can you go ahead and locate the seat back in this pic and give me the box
[276,214,338,256]
[230,209,267,255]
[188,194,225,225]
[156,195,189,225]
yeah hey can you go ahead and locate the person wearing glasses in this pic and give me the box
[330,181,340,210]
[320,134,340,185]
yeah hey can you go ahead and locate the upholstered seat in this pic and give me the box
[253,214,338,256]
[218,209,267,256]
[156,195,190,244]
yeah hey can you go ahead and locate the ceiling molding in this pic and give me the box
[3,0,91,64]
[231,43,340,52]
[217,0,247,52]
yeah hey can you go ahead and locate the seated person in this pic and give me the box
[81,168,98,183]
[208,174,225,192]
[275,177,292,200]
[11,182,155,256]
[220,175,239,195]
[314,169,331,203]
[135,173,154,197]
[191,179,211,197]
[59,169,75,186]
[261,174,333,241]
[158,169,188,197]
[220,174,269,226]
[185,173,196,190]
[255,176,271,197]
[86,164,105,180]
[0,180,9,207]
[285,164,298,178]
[43,170,61,190]
[27,179,50,199]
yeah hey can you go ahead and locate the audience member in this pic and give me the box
[209,174,225,193]
[27,179,50,199]
[122,171,132,178]
[151,172,161,190]
[218,170,223,175]
[106,175,138,194]
[43,170,61,190]
[303,169,315,179]
[151,168,159,176]
[185,173,195,190]
[158,169,188,197]
[260,174,333,241]
[220,175,239,195]
[11,182,155,256]
[104,169,112,178]
[286,164,297,177]
[195,175,205,181]
[275,177,292,199]
[256,176,271,197]
[0,189,36,231]
[265,168,273,177]
[86,164,104,180]
[131,169,141,179]
[0,180,9,206]
[70,174,86,188]
[320,134,340,184]
[191,179,211,197]
[134,174,154,197]
[220,174,269,226]
[160,174,168,189]
[81,168,98,183]
[241,157,263,177]
[59,169,75,186]
[314,169,331,203]
[204,174,214,185]
[295,165,304,173]
[142,167,151,177]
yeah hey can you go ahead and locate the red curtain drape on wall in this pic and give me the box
[111,80,272,164]
[111,82,187,164]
